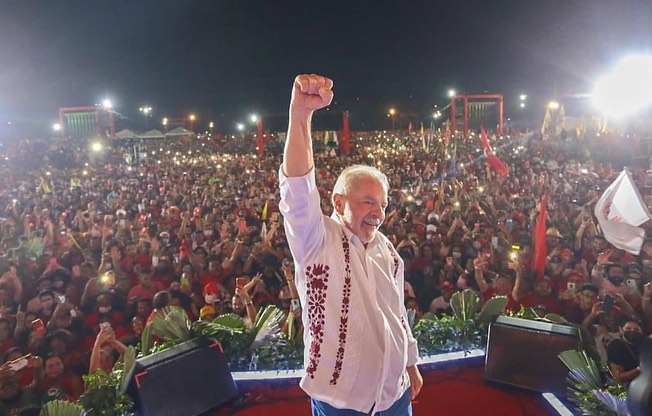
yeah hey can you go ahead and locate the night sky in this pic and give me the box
[1,0,651,134]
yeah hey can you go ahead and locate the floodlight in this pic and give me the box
[592,54,652,118]
[548,101,560,110]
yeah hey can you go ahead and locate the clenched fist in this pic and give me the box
[291,74,334,113]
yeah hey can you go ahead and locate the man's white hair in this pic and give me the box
[332,165,389,200]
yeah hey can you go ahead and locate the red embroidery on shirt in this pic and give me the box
[387,242,399,282]
[330,236,352,385]
[305,263,329,378]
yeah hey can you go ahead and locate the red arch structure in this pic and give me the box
[58,106,115,139]
[450,94,504,138]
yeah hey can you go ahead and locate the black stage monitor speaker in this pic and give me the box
[125,337,238,416]
[485,315,581,395]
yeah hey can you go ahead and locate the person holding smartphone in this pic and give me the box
[0,355,44,414]
[593,263,640,315]
[89,322,128,375]
[563,283,599,325]
[280,74,421,415]
[232,275,257,329]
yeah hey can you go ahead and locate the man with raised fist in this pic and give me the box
[280,74,421,415]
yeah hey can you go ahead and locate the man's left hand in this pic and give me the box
[407,365,423,400]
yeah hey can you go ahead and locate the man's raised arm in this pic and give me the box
[283,74,333,177]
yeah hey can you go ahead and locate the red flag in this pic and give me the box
[480,126,509,176]
[180,239,191,261]
[341,111,351,155]
[444,125,451,147]
[256,118,264,158]
[533,196,548,279]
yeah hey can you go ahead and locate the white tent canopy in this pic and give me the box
[165,127,195,137]
[139,129,166,139]
[114,129,139,139]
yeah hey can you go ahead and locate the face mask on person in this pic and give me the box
[205,294,217,304]
[472,242,482,250]
[623,330,643,344]
[98,306,111,314]
[53,281,65,289]
[608,276,623,286]
[452,252,462,259]
[203,230,212,237]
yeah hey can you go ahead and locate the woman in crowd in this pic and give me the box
[36,354,83,401]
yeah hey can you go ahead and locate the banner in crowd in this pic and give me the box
[594,169,652,255]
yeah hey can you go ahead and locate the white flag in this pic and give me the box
[594,170,651,254]
[260,221,267,240]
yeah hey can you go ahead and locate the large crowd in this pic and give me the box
[0,126,650,413]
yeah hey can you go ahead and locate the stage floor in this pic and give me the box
[215,358,558,416]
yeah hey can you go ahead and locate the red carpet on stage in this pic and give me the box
[216,362,557,416]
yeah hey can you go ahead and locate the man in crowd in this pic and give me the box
[280,74,421,415]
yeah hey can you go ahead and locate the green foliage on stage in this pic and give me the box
[192,305,303,371]
[77,346,136,416]
[138,304,300,371]
[413,313,484,355]
[413,290,508,355]
[558,350,628,416]
[39,400,85,416]
[72,291,628,415]
[141,306,193,355]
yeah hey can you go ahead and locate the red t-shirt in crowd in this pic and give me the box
[517,293,562,315]
[202,265,232,287]
[127,285,156,304]
[0,338,13,354]
[482,288,520,312]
